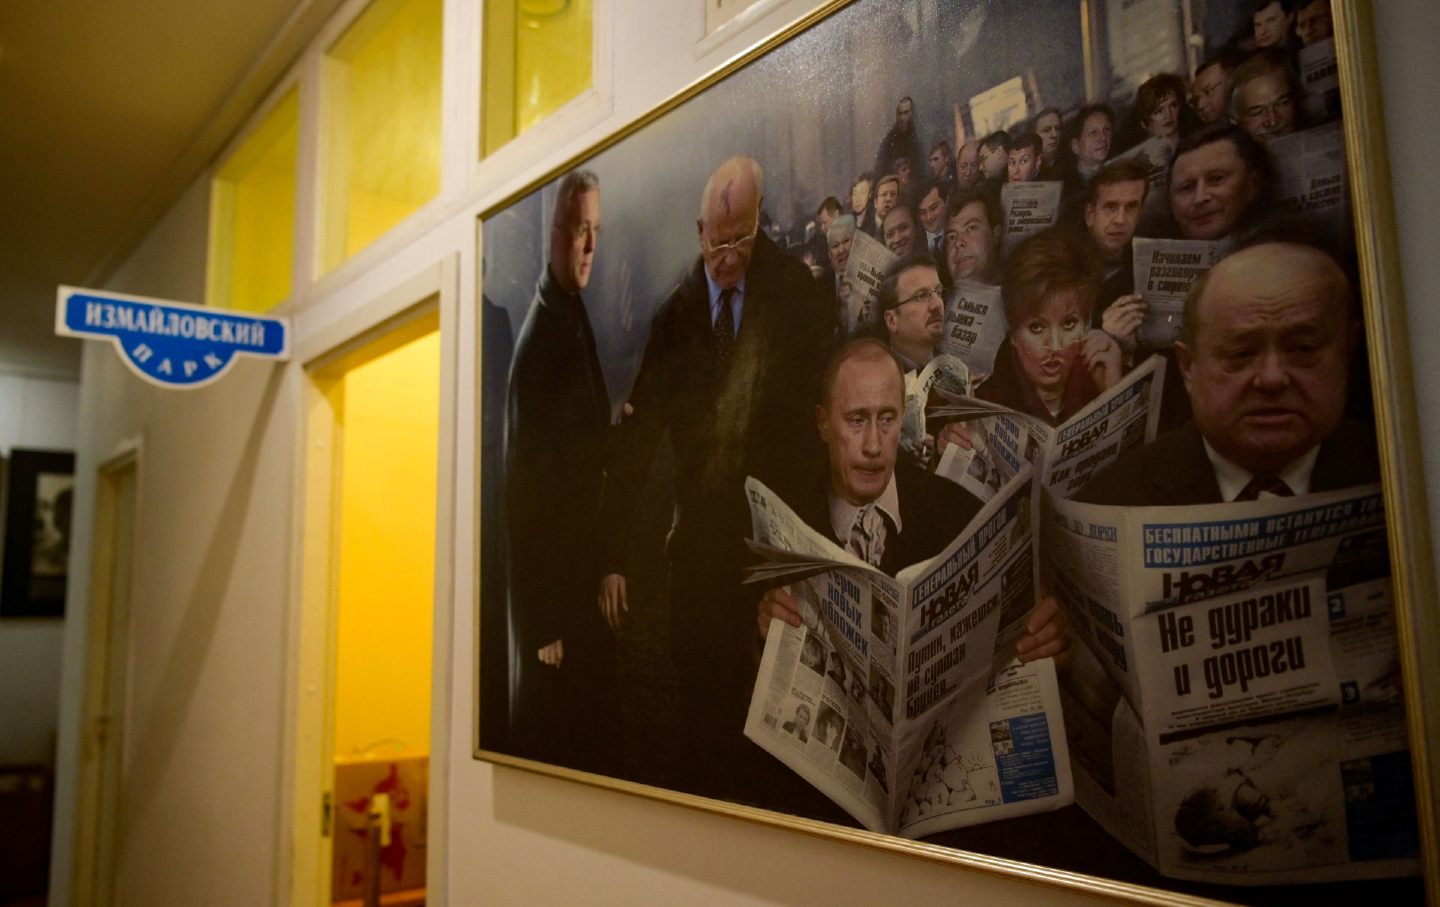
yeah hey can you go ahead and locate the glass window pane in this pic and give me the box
[208,89,299,313]
[322,0,443,273]
[482,0,593,157]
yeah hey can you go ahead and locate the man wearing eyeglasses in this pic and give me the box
[876,253,976,461]
[596,155,832,800]
[1230,49,1301,145]
[879,254,945,373]
[505,168,617,772]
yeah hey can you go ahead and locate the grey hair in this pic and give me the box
[1227,48,1298,121]
[827,214,857,242]
[552,168,600,227]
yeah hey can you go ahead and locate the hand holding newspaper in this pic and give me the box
[740,347,1415,880]
[742,469,1072,837]
[930,352,1167,502]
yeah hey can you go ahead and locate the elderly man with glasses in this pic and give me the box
[596,155,833,802]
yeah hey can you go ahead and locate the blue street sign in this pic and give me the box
[55,286,289,389]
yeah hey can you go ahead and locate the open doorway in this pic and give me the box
[294,306,440,905]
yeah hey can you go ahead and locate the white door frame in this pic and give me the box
[71,449,140,906]
[281,255,457,905]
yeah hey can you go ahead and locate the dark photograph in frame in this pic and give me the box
[2,449,76,618]
[475,1,1429,902]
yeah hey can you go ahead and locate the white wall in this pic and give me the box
[1377,0,1440,570]
[0,370,79,768]
[50,177,299,905]
[48,0,1440,905]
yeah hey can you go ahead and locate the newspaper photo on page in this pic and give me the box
[1044,486,1419,884]
[741,469,1072,837]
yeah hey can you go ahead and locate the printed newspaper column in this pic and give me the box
[940,279,1007,381]
[742,480,897,830]
[891,472,1071,838]
[999,182,1063,256]
[842,230,898,335]
[1130,238,1224,348]
[1269,121,1350,251]
[742,472,1073,836]
[1299,36,1340,124]
[1138,576,1408,881]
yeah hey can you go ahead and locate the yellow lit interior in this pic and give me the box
[322,0,443,273]
[482,0,593,157]
[327,312,440,759]
[207,89,298,312]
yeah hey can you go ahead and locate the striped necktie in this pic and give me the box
[847,505,887,567]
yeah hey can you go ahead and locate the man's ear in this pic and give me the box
[1070,137,1082,158]
[1175,341,1195,394]
[883,309,899,333]
[815,403,830,442]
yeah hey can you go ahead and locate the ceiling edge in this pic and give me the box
[83,0,349,290]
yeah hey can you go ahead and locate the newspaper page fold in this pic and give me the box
[1044,486,1418,884]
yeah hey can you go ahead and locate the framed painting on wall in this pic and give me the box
[475,1,1437,902]
[2,449,77,618]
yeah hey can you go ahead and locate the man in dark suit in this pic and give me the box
[873,96,925,190]
[597,156,833,796]
[1079,241,1376,506]
[1168,124,1271,244]
[504,169,616,772]
[821,214,857,337]
[756,339,1066,664]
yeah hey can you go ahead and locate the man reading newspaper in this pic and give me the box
[742,339,1069,835]
[1079,241,1373,506]
[1048,241,1417,883]
[755,339,1065,655]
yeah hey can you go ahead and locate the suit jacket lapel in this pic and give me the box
[1150,423,1225,505]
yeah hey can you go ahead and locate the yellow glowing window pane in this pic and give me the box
[322,0,443,273]
[482,0,593,157]
[330,314,440,757]
[208,89,298,313]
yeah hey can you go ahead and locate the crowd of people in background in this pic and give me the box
[777,0,1341,437]
[502,0,1366,821]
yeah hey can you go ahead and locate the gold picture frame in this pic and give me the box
[474,2,1437,902]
